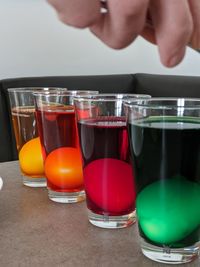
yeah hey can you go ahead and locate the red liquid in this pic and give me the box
[36,107,79,157]
[36,106,84,192]
[78,117,136,216]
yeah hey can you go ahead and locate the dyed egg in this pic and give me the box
[19,137,44,175]
[84,158,135,213]
[44,147,83,189]
[136,177,200,245]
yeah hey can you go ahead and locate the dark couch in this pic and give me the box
[0,73,200,162]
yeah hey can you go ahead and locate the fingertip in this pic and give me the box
[160,47,186,68]
[90,26,138,50]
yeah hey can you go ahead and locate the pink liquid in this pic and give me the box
[78,117,136,216]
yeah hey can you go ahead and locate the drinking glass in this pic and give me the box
[8,87,67,187]
[126,98,200,264]
[74,93,151,228]
[34,90,99,203]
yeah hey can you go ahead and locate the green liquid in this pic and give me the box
[128,116,200,246]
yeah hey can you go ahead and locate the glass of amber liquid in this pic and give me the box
[8,87,67,187]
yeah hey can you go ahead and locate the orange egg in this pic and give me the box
[44,147,83,189]
[19,137,44,176]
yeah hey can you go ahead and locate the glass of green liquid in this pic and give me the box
[125,98,200,264]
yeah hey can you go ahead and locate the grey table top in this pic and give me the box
[0,161,199,267]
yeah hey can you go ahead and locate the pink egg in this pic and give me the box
[83,158,136,213]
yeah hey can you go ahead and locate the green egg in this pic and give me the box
[136,177,200,245]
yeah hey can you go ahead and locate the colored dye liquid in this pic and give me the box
[128,116,200,247]
[78,117,136,216]
[11,107,44,178]
[11,106,38,151]
[36,106,79,157]
[36,106,83,192]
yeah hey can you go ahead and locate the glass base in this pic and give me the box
[88,209,136,229]
[23,176,46,187]
[48,189,85,203]
[140,237,200,264]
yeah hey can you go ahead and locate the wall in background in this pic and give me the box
[0,0,199,79]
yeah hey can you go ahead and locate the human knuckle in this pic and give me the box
[105,36,136,49]
[59,13,99,28]
[108,42,127,49]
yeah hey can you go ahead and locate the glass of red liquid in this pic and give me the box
[74,94,151,228]
[34,90,98,203]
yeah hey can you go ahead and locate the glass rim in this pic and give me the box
[7,87,68,93]
[32,90,99,97]
[124,97,200,109]
[73,93,151,102]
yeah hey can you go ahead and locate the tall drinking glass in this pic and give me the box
[34,90,99,203]
[74,94,151,228]
[126,98,200,264]
[8,87,67,187]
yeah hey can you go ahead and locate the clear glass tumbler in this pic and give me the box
[126,98,200,264]
[74,93,151,228]
[34,90,98,203]
[8,87,67,187]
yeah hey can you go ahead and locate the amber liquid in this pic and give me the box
[11,106,38,151]
[11,106,44,178]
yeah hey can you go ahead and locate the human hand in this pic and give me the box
[47,0,200,68]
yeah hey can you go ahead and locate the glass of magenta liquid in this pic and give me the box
[34,90,98,203]
[8,87,67,187]
[74,94,150,228]
[125,98,200,264]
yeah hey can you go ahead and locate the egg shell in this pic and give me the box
[83,158,136,213]
[44,147,83,189]
[19,137,44,175]
[136,177,200,245]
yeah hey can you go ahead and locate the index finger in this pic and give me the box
[90,0,149,49]
[150,0,193,67]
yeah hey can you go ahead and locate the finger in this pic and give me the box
[150,0,193,67]
[141,23,157,44]
[47,0,101,28]
[90,0,149,49]
[141,9,157,44]
[188,0,200,49]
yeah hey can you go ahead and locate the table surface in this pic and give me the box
[0,161,199,267]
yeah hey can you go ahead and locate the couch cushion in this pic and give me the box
[135,73,200,97]
[1,74,135,93]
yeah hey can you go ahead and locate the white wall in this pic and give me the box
[0,0,199,79]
